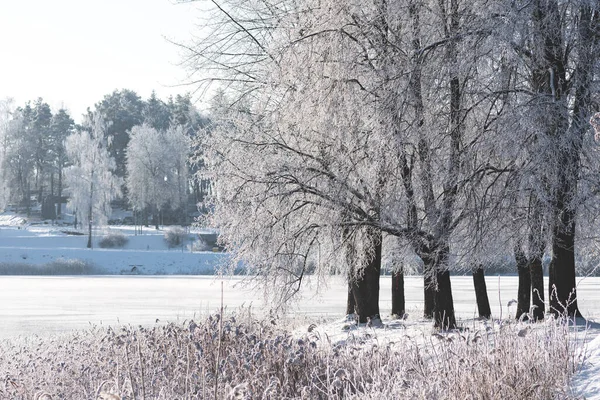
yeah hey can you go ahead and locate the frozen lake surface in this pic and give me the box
[1,275,599,338]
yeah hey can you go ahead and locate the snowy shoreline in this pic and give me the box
[0,220,227,275]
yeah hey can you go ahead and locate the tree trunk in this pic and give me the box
[349,230,382,323]
[87,179,93,249]
[346,281,356,316]
[421,243,456,329]
[549,212,581,317]
[391,266,405,318]
[472,265,491,319]
[515,247,531,320]
[529,256,545,321]
[36,166,43,203]
[57,165,63,217]
[423,258,435,319]
[26,183,31,216]
[87,211,93,249]
[434,269,456,329]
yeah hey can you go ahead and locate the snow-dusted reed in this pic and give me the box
[0,259,103,275]
[0,311,582,399]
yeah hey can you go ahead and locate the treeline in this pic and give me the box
[0,89,210,229]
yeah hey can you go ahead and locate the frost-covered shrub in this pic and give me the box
[164,227,188,248]
[189,236,222,252]
[99,232,129,248]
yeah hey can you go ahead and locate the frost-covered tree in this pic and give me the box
[0,98,16,209]
[166,124,192,221]
[491,0,600,320]
[126,124,191,228]
[64,113,122,248]
[30,98,53,203]
[4,104,37,214]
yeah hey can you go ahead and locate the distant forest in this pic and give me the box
[0,89,211,227]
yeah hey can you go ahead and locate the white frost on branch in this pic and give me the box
[126,123,191,217]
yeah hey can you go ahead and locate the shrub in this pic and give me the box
[99,232,129,248]
[164,227,188,248]
[190,237,213,252]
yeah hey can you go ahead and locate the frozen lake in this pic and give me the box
[1,275,599,338]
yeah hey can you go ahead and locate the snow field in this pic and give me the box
[0,224,225,275]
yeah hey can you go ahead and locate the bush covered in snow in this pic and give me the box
[164,226,189,248]
[99,231,129,249]
[0,313,580,399]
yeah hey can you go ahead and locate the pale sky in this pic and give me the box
[0,0,201,121]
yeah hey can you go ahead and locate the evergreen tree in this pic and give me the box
[94,89,145,178]
[143,91,171,131]
[49,109,75,217]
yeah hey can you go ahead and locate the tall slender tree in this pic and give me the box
[49,109,75,217]
[64,113,122,248]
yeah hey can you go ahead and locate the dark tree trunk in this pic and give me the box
[391,266,405,318]
[515,247,531,320]
[57,165,63,217]
[37,167,43,203]
[349,230,382,323]
[421,243,457,329]
[423,258,435,319]
[472,265,491,319]
[87,211,93,249]
[346,281,356,316]
[434,269,456,329]
[549,213,581,317]
[26,183,31,217]
[529,256,545,321]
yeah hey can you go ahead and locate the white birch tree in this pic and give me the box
[64,113,122,248]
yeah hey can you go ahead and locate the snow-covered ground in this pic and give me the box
[2,217,600,397]
[0,218,226,274]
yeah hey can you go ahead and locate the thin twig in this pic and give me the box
[125,344,137,400]
[138,342,146,400]
[214,280,224,399]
